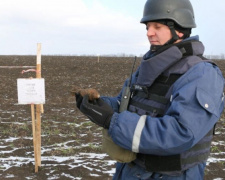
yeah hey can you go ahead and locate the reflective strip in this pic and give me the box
[170,95,173,102]
[132,115,146,153]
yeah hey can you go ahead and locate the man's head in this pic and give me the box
[141,0,196,47]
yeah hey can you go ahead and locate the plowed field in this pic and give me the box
[0,56,224,180]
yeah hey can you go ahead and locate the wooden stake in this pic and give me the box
[36,104,41,167]
[36,43,42,167]
[31,104,38,172]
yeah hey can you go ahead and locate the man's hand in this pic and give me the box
[80,95,113,129]
[72,87,100,109]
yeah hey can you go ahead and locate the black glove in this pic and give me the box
[80,95,113,129]
[75,93,83,109]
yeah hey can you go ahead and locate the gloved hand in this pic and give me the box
[73,87,100,109]
[75,93,83,109]
[80,95,114,129]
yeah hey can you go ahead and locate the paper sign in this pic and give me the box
[17,78,45,104]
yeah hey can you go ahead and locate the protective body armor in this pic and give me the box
[128,39,214,173]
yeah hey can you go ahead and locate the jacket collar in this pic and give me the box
[136,38,205,87]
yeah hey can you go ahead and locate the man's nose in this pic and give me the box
[147,27,155,37]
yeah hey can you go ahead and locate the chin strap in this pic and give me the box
[164,21,179,45]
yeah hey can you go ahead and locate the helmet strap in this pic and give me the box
[164,21,179,45]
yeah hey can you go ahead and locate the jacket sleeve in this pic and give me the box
[100,96,120,113]
[108,62,225,156]
[100,86,124,113]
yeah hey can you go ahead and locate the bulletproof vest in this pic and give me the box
[128,40,214,173]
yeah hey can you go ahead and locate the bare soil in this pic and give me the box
[0,56,224,180]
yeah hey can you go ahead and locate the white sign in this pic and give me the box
[17,78,45,104]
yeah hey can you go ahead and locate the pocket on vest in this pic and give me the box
[196,87,218,117]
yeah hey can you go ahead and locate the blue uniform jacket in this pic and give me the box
[105,62,224,155]
[101,37,225,179]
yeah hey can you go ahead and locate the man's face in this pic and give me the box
[146,22,172,46]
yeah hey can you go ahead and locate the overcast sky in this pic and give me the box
[0,0,224,56]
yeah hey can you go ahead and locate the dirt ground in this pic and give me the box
[0,55,225,180]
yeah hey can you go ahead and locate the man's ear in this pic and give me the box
[176,31,184,39]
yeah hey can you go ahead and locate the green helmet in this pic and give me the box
[140,0,196,28]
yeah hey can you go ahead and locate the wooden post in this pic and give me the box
[36,43,42,168]
[31,104,38,172]
[97,54,100,63]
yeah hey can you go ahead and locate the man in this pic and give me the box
[75,0,225,179]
